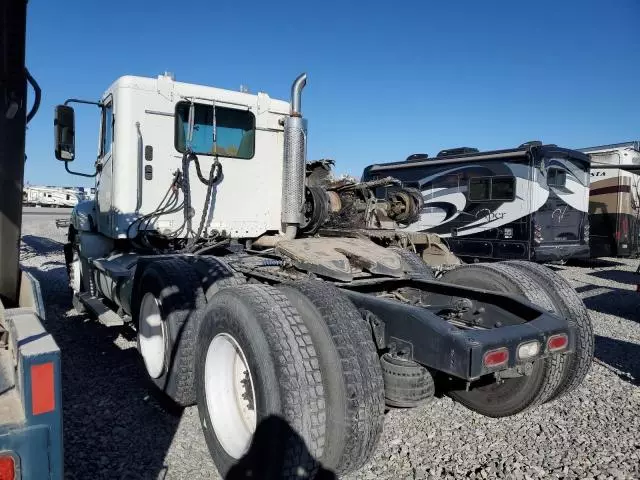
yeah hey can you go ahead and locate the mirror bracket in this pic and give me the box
[64,98,103,108]
[65,161,98,178]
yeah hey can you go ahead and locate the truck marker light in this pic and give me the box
[483,348,509,368]
[31,362,55,415]
[547,334,568,352]
[0,453,16,480]
[517,341,540,360]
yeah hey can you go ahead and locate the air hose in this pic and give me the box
[180,151,222,252]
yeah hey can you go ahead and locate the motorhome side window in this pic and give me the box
[100,101,113,157]
[468,176,515,201]
[547,168,566,187]
[174,102,255,159]
[492,177,515,200]
[469,178,491,200]
[441,175,459,189]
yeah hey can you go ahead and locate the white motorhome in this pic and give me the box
[579,142,640,257]
[23,185,81,207]
[363,144,591,262]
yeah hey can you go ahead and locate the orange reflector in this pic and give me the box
[0,454,15,480]
[547,334,568,352]
[483,348,509,368]
[31,362,55,415]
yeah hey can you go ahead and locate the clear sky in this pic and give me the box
[24,0,639,187]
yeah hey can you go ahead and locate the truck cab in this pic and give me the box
[78,74,290,240]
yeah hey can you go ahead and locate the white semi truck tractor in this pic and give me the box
[55,72,594,478]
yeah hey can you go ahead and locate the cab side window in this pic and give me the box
[100,102,113,157]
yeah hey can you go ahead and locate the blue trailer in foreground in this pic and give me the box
[0,272,63,479]
[1,1,64,478]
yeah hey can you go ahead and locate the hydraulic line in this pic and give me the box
[180,151,222,252]
[127,170,184,251]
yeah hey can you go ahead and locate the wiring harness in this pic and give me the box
[126,151,224,253]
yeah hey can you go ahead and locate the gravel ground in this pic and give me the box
[19,215,640,480]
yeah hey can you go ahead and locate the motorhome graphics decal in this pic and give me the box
[404,158,587,237]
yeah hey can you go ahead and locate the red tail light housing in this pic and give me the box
[0,453,17,480]
[483,348,509,368]
[547,334,568,352]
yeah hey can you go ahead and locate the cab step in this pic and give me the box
[75,293,125,327]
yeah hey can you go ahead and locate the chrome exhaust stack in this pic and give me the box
[281,73,308,238]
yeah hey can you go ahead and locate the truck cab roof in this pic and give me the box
[102,74,290,115]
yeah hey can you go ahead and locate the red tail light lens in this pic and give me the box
[0,454,16,480]
[483,348,509,368]
[547,334,568,352]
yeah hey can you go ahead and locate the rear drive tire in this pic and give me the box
[135,258,205,407]
[195,284,326,479]
[389,246,435,279]
[186,256,246,302]
[439,263,565,417]
[278,280,385,475]
[505,260,594,400]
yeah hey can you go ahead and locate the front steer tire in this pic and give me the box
[135,258,206,407]
[278,280,385,475]
[195,284,326,479]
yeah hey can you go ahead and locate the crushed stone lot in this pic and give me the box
[20,214,640,480]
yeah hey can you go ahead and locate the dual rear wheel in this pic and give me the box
[135,261,385,478]
[195,282,385,478]
[439,261,594,417]
[133,256,594,476]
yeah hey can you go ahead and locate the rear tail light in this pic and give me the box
[616,217,629,242]
[483,348,509,368]
[583,224,590,242]
[517,341,540,360]
[547,334,568,352]
[534,224,543,244]
[0,453,17,480]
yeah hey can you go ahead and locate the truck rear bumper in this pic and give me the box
[533,243,589,262]
[341,278,575,380]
